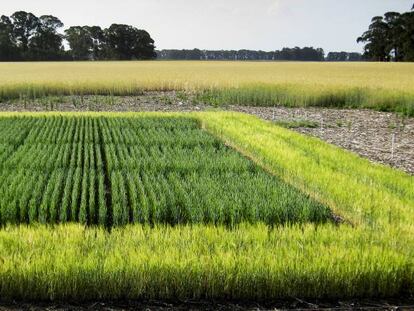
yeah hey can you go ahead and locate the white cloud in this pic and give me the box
[268,0,282,15]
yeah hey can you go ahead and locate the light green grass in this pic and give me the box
[0,224,413,301]
[273,119,320,129]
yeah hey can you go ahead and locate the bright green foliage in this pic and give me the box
[0,115,330,227]
[0,224,412,301]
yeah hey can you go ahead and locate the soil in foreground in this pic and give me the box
[1,299,414,311]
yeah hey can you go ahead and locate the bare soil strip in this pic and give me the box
[232,105,414,175]
[1,299,414,311]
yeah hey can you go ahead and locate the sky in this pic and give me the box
[2,0,413,52]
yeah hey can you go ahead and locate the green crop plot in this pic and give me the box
[0,115,330,227]
[0,112,412,302]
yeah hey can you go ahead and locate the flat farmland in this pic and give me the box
[0,115,329,227]
[0,112,412,302]
[1,1,414,307]
[1,61,414,115]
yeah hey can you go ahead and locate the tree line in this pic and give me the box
[157,47,327,61]
[4,6,413,63]
[0,11,156,61]
[326,52,362,62]
[357,5,414,61]
[158,48,362,62]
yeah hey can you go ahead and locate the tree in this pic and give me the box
[103,24,156,60]
[0,15,18,60]
[65,26,93,60]
[326,52,362,61]
[65,26,105,60]
[357,16,390,61]
[157,47,326,61]
[400,11,414,61]
[10,11,39,55]
[87,26,105,60]
[383,12,404,61]
[348,52,363,61]
[1,11,157,61]
[29,15,64,60]
[359,7,414,62]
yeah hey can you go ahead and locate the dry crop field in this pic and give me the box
[0,61,413,304]
[0,61,414,115]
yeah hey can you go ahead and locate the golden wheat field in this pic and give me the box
[1,61,413,114]
[1,61,413,89]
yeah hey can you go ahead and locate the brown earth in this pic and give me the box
[232,105,414,175]
[1,298,414,311]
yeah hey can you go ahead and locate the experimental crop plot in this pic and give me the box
[0,115,330,227]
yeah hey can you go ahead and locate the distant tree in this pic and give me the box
[348,52,363,61]
[0,11,157,61]
[103,24,156,60]
[65,26,93,60]
[358,7,414,62]
[0,15,18,60]
[400,11,414,61]
[66,26,105,60]
[327,52,348,61]
[29,15,64,60]
[383,12,404,61]
[326,51,362,61]
[185,49,203,60]
[357,16,390,61]
[157,47,325,61]
[10,11,39,56]
[87,26,105,60]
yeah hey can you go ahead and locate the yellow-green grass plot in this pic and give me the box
[201,112,414,227]
[0,61,413,115]
[0,223,412,301]
[0,111,413,301]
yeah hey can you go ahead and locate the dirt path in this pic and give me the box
[1,299,413,311]
[231,106,414,175]
[1,92,413,175]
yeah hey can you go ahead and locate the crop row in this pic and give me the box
[0,115,331,227]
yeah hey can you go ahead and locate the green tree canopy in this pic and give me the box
[103,24,156,60]
[0,11,156,61]
[0,15,18,60]
[358,7,414,61]
[10,11,39,55]
[29,15,64,60]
